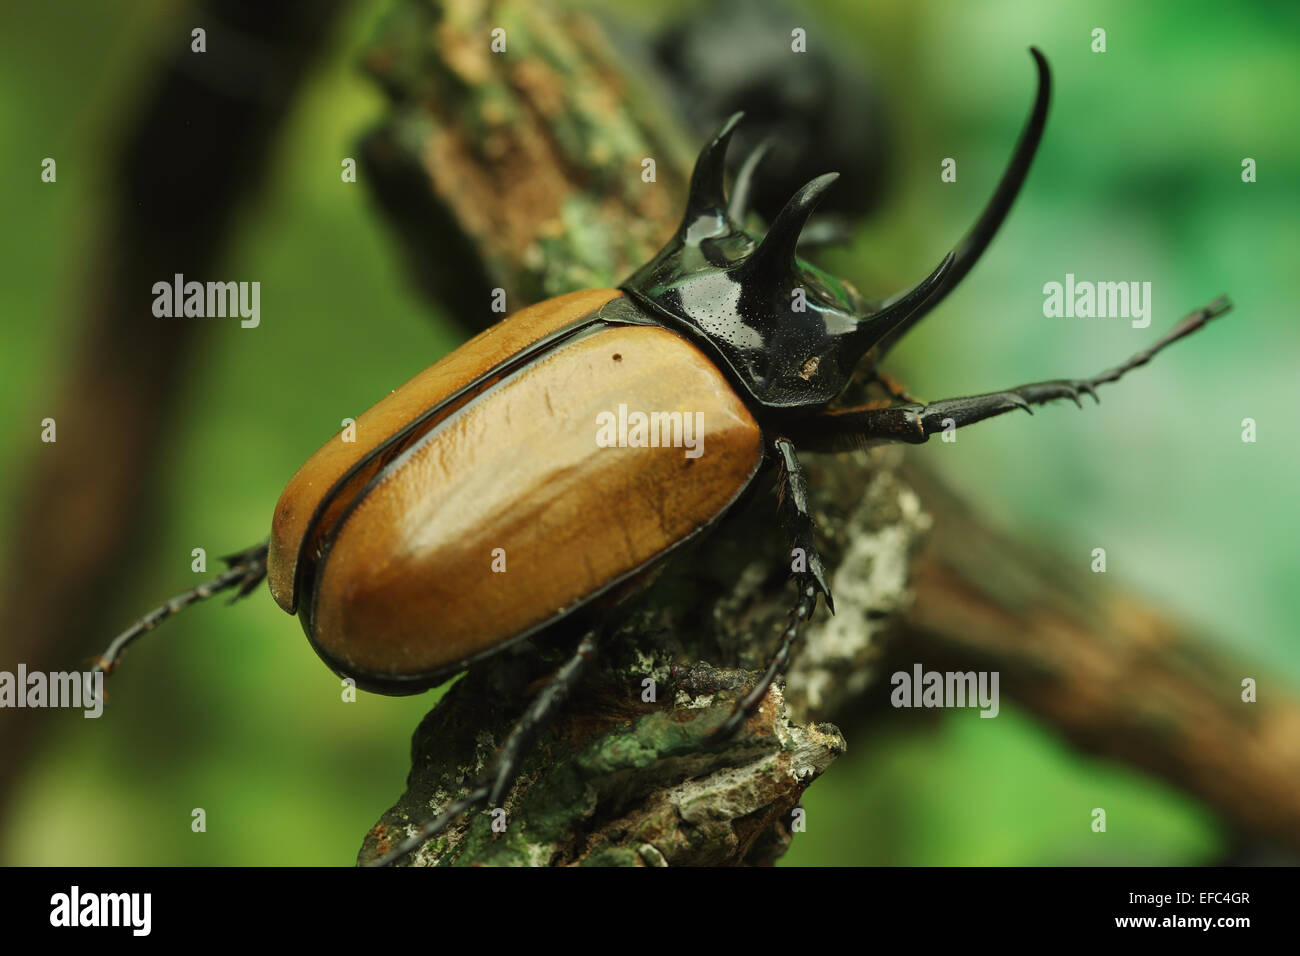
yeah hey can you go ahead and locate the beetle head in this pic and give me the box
[621,49,1050,410]
[621,113,952,409]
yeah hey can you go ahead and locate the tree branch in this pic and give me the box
[898,464,1300,855]
[354,0,1300,865]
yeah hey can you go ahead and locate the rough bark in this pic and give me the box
[356,0,1300,865]
[355,0,892,866]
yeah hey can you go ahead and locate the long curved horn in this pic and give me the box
[872,47,1051,359]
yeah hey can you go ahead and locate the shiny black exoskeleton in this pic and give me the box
[623,53,1050,410]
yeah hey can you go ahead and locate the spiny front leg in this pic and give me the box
[798,295,1232,450]
[773,436,834,613]
[711,437,830,739]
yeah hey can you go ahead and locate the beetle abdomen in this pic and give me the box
[307,322,762,690]
[267,288,624,614]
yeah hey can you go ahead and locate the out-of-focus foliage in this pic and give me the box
[1,0,1294,865]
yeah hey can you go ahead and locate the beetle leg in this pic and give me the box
[711,437,829,739]
[773,437,834,613]
[713,581,819,740]
[798,296,1232,451]
[364,784,492,869]
[484,629,599,807]
[90,540,268,681]
[365,629,599,867]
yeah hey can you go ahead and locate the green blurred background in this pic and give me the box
[1,0,1295,865]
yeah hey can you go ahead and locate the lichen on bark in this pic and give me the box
[356,0,1300,865]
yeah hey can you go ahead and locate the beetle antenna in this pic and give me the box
[684,111,745,225]
[742,172,840,274]
[872,46,1051,359]
[90,541,268,681]
[727,136,774,224]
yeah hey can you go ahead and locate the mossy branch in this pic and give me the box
[355,0,1300,866]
